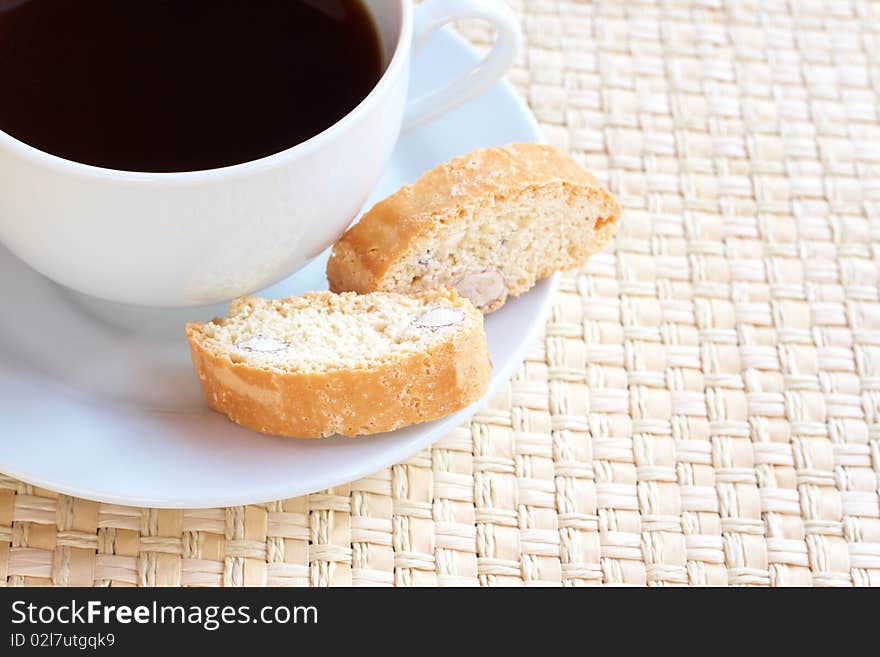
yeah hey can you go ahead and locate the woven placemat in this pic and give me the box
[2,0,880,587]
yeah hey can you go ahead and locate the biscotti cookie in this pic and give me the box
[326,143,620,312]
[186,289,491,438]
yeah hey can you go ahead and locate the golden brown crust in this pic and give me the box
[185,292,492,438]
[326,142,621,298]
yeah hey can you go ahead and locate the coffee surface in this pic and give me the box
[0,0,383,172]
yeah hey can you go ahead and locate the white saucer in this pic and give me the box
[0,28,555,507]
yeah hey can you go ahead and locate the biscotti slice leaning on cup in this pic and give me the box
[327,143,621,312]
[186,289,491,438]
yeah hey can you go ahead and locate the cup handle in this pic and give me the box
[401,0,522,134]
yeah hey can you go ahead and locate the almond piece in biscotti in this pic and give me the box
[413,307,466,329]
[453,270,507,312]
[235,335,289,353]
[326,142,621,314]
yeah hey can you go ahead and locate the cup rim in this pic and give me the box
[0,0,412,183]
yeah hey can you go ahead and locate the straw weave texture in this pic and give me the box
[2,0,880,586]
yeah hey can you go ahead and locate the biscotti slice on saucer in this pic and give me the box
[326,142,621,313]
[186,289,491,438]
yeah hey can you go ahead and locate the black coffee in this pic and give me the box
[0,0,383,172]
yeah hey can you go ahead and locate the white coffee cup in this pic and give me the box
[0,0,521,306]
